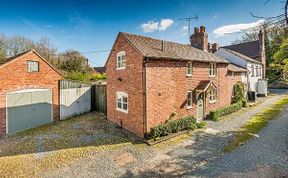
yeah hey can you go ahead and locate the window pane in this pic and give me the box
[27,61,39,72]
[123,103,128,110]
[123,97,127,103]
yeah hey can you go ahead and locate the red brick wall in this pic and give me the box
[0,52,63,134]
[145,60,243,132]
[106,33,145,138]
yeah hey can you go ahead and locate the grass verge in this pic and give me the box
[223,95,288,153]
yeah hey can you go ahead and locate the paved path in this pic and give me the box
[44,90,288,178]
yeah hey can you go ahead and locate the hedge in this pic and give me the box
[209,101,243,121]
[148,116,205,139]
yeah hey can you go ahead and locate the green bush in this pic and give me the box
[209,101,243,121]
[196,121,207,128]
[233,82,245,103]
[148,116,200,139]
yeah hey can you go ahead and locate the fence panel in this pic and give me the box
[94,84,107,115]
[59,80,92,120]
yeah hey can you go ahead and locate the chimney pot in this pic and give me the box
[200,26,205,33]
[212,43,219,53]
[194,27,199,33]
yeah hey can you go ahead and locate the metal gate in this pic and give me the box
[94,84,107,115]
[59,80,92,120]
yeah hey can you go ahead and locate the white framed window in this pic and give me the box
[231,71,235,79]
[259,66,262,77]
[209,89,216,103]
[187,62,192,76]
[251,65,255,77]
[209,63,216,77]
[116,92,128,113]
[27,61,39,72]
[256,65,259,77]
[187,91,193,108]
[117,51,126,70]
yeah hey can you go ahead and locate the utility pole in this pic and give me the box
[285,0,288,26]
[178,16,199,36]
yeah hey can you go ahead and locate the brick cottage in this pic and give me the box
[106,27,247,138]
[0,50,63,134]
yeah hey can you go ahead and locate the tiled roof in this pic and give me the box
[227,64,247,72]
[94,66,106,74]
[195,80,217,91]
[222,40,260,60]
[121,32,228,63]
[220,48,262,64]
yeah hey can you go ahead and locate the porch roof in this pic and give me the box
[195,80,217,92]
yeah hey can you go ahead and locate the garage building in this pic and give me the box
[0,50,63,134]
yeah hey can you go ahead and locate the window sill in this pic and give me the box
[209,75,216,78]
[116,108,128,114]
[186,75,192,77]
[186,106,193,109]
[209,100,216,104]
[116,67,125,70]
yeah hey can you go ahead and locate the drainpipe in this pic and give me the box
[143,57,148,138]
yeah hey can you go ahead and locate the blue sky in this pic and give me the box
[0,0,284,66]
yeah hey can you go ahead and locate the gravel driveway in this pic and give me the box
[41,90,288,178]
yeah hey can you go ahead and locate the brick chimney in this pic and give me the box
[190,26,208,51]
[258,30,266,78]
[211,43,219,53]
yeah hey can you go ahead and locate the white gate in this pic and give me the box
[59,80,92,120]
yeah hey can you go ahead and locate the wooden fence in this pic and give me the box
[93,84,107,115]
[59,80,92,120]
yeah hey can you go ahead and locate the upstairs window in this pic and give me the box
[117,51,126,70]
[27,61,39,72]
[259,66,262,77]
[209,89,217,103]
[256,65,259,77]
[116,92,128,113]
[209,63,216,77]
[187,91,193,108]
[187,62,192,76]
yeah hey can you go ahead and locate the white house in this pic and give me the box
[215,48,264,93]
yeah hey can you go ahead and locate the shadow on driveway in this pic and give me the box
[0,112,142,157]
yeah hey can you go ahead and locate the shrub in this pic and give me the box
[196,121,207,128]
[167,121,179,133]
[209,101,243,121]
[148,116,200,139]
[233,82,245,103]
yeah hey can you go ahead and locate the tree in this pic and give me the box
[232,31,259,44]
[0,34,6,62]
[270,38,288,80]
[59,50,88,72]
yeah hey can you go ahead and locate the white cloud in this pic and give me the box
[159,19,174,31]
[141,21,159,33]
[213,20,264,37]
[141,19,174,33]
[182,26,188,30]
[213,14,218,18]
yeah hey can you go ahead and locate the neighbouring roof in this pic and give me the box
[121,32,228,63]
[94,66,106,74]
[220,48,262,64]
[227,64,247,72]
[222,40,260,60]
[195,80,217,92]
